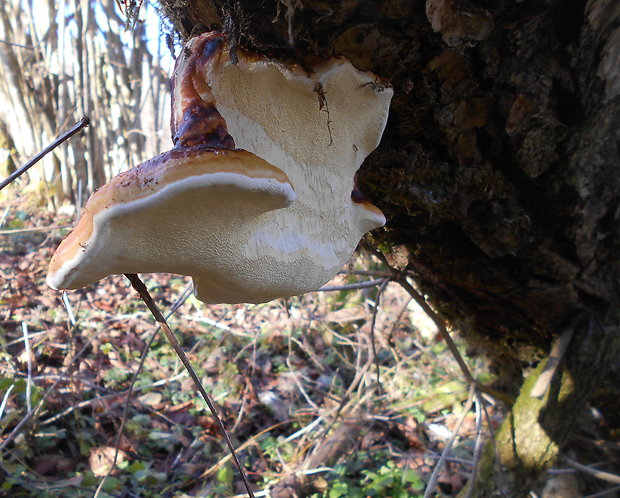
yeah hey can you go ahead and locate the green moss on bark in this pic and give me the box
[471,360,569,496]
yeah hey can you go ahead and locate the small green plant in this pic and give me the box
[312,453,424,498]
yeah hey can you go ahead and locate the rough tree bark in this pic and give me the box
[152,0,620,495]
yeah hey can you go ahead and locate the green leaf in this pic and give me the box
[217,465,234,487]
[126,461,147,474]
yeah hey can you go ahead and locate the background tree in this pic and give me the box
[0,0,169,205]
[152,0,620,495]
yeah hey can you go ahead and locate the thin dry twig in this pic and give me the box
[424,382,476,498]
[124,273,255,498]
[318,278,387,292]
[564,457,620,485]
[0,225,73,235]
[338,270,396,278]
[0,327,105,451]
[359,244,478,388]
[286,341,321,413]
[465,391,486,498]
[0,385,15,420]
[200,419,294,479]
[94,282,193,497]
[389,273,510,403]
[61,291,77,326]
[41,373,186,425]
[369,279,390,387]
[0,117,90,191]
[398,278,476,386]
[0,459,92,494]
[21,322,33,413]
[357,249,500,496]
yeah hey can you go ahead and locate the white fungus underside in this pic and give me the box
[49,45,392,305]
[207,58,390,302]
[47,171,340,304]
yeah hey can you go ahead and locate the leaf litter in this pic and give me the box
[0,199,501,497]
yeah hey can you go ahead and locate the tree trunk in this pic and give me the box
[0,0,170,204]
[154,0,620,494]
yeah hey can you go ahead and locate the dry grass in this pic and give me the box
[0,194,500,497]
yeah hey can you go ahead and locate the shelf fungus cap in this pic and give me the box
[47,32,393,304]
[46,147,296,302]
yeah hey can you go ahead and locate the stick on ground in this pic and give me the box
[124,273,255,498]
[0,117,90,191]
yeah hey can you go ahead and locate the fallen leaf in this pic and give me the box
[89,446,128,477]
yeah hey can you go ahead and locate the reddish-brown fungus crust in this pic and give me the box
[173,104,235,148]
[351,188,372,205]
[170,31,235,149]
[351,172,378,210]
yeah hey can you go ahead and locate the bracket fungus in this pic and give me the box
[47,32,393,304]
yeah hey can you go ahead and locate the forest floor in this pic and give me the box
[0,193,614,497]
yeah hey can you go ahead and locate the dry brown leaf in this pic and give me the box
[325,306,368,323]
[89,446,128,477]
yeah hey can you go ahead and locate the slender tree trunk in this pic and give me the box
[0,0,170,204]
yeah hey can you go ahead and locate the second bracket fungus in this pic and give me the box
[47,32,393,304]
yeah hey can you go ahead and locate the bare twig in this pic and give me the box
[124,274,255,498]
[0,326,104,451]
[94,282,192,497]
[422,453,474,466]
[564,457,620,485]
[0,117,90,191]
[365,250,512,404]
[338,270,396,278]
[269,419,364,496]
[465,391,486,498]
[93,325,160,498]
[200,419,294,479]
[356,247,498,496]
[0,205,10,228]
[0,385,15,420]
[286,338,321,413]
[398,278,476,386]
[41,373,186,425]
[0,459,94,494]
[317,278,387,292]
[0,225,73,235]
[61,291,77,326]
[0,39,36,49]
[369,279,389,387]
[21,322,33,413]
[424,382,476,498]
